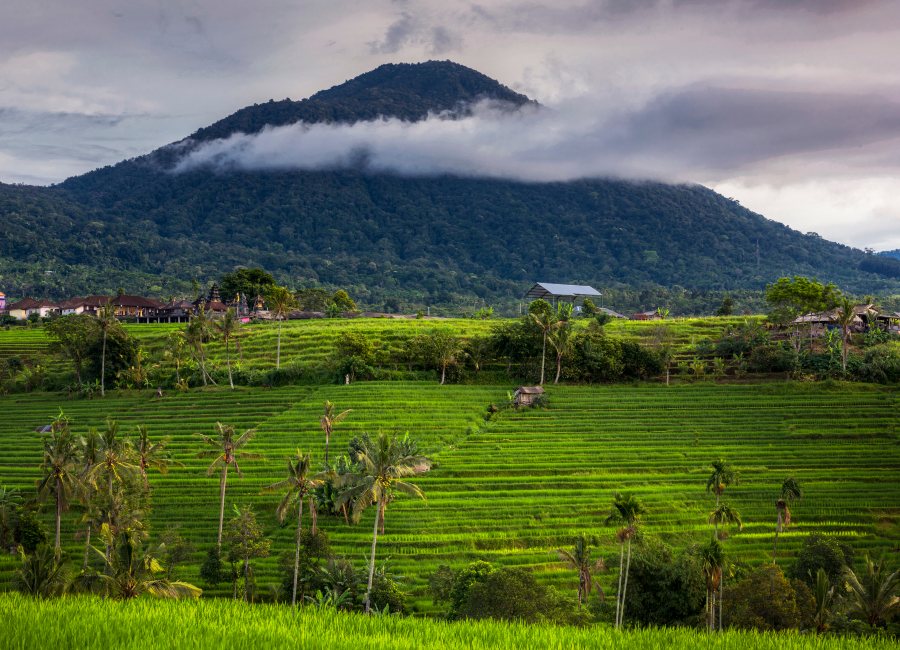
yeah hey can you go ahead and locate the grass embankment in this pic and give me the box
[0,593,892,650]
[0,382,897,611]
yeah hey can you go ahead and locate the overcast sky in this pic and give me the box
[2,0,899,250]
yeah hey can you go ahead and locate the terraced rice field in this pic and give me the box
[1,592,893,649]
[0,380,897,612]
[0,315,759,383]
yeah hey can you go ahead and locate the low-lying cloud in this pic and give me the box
[174,86,900,186]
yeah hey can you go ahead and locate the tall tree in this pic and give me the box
[134,425,179,490]
[36,412,81,556]
[266,285,297,369]
[557,534,606,607]
[708,502,743,630]
[224,505,271,602]
[96,302,117,397]
[86,418,138,560]
[606,492,646,628]
[77,428,101,569]
[425,329,462,385]
[320,401,351,465]
[700,538,725,631]
[835,297,856,373]
[548,315,573,384]
[197,423,260,549]
[263,450,326,606]
[215,307,240,390]
[706,460,738,531]
[773,477,802,565]
[337,433,429,613]
[46,315,99,386]
[186,307,216,386]
[528,299,557,386]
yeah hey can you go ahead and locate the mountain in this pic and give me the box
[1,61,898,310]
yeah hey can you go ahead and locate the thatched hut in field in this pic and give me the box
[513,386,544,408]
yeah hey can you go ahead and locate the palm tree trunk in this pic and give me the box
[324,432,330,465]
[554,353,562,384]
[440,363,446,385]
[101,329,107,397]
[54,479,62,556]
[226,337,234,390]
[621,538,633,627]
[309,496,318,536]
[615,543,624,627]
[244,557,250,602]
[539,332,547,385]
[292,496,303,606]
[773,512,781,564]
[276,318,283,369]
[365,498,382,613]
[719,574,724,631]
[83,522,91,569]
[217,465,228,549]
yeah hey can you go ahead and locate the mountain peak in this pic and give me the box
[190,60,533,142]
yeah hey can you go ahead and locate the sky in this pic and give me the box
[2,0,899,251]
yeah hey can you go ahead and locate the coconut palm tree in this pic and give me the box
[709,502,742,630]
[528,300,557,386]
[336,432,429,613]
[77,428,101,568]
[321,401,352,465]
[699,538,724,631]
[36,412,81,556]
[186,307,216,386]
[266,286,297,369]
[215,308,240,389]
[96,302,117,397]
[835,297,856,373]
[557,534,606,606]
[94,524,201,600]
[605,492,646,628]
[842,554,899,628]
[86,418,138,560]
[263,450,327,606]
[196,422,261,549]
[134,425,180,490]
[773,477,801,565]
[812,567,835,633]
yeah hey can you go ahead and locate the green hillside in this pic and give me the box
[1,593,893,649]
[2,61,897,305]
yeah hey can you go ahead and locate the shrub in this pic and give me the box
[622,538,705,627]
[725,565,815,631]
[456,567,575,624]
[789,533,853,587]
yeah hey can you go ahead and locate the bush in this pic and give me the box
[725,565,815,631]
[748,343,796,373]
[200,546,226,587]
[789,533,853,587]
[13,506,48,553]
[456,567,576,624]
[853,344,900,384]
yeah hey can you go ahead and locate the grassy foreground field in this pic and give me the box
[0,593,893,650]
[0,380,897,609]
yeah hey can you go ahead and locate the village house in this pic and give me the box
[792,304,879,338]
[5,298,60,320]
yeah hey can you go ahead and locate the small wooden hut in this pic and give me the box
[513,386,544,408]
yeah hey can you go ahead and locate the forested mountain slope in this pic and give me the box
[1,61,896,306]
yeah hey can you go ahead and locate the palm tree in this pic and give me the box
[699,538,724,631]
[842,554,899,628]
[321,401,352,465]
[773,477,801,565]
[706,460,738,530]
[77,428,101,569]
[708,502,742,630]
[215,307,240,389]
[266,286,297,369]
[134,425,180,490]
[812,567,835,633]
[86,418,138,560]
[835,297,856,373]
[557,534,606,606]
[263,450,326,606]
[95,524,201,600]
[186,307,216,386]
[196,422,260,549]
[529,301,557,386]
[605,492,646,628]
[337,432,429,613]
[36,412,81,556]
[548,318,573,384]
[96,302,117,397]
[14,544,68,597]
